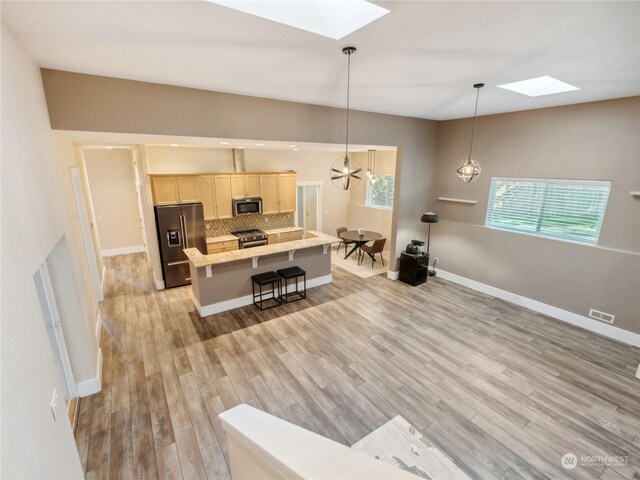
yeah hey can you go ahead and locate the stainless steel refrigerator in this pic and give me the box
[155,203,206,288]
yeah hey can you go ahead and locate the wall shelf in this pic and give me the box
[438,197,478,205]
[630,191,640,196]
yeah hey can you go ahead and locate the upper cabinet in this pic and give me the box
[260,173,296,214]
[230,174,261,198]
[151,172,296,216]
[278,174,296,213]
[199,175,217,220]
[151,175,199,205]
[260,174,279,214]
[214,175,233,219]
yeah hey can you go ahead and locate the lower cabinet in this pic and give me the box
[207,239,239,254]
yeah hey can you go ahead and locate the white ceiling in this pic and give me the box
[2,1,639,120]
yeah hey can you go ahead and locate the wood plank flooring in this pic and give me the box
[76,253,640,479]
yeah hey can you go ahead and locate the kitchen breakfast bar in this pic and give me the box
[184,232,341,316]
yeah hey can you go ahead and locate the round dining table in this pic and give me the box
[339,230,382,261]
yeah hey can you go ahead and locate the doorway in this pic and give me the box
[296,182,322,234]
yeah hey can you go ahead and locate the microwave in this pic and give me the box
[232,197,262,216]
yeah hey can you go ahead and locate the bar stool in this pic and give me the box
[277,266,307,303]
[251,271,282,311]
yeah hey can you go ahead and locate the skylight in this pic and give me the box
[497,76,580,97]
[208,0,390,40]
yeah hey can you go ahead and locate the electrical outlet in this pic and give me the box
[50,389,59,421]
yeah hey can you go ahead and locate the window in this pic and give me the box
[486,177,610,244]
[366,175,395,209]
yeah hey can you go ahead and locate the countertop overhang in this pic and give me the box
[185,231,341,268]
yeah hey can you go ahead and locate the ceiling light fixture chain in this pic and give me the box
[456,82,484,183]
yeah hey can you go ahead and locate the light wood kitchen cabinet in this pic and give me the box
[260,174,279,214]
[214,175,233,219]
[207,239,239,254]
[176,176,200,202]
[278,174,296,213]
[230,174,261,198]
[151,176,179,205]
[151,175,199,205]
[260,173,296,214]
[199,175,216,220]
[246,174,261,197]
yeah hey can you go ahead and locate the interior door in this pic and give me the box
[304,186,318,232]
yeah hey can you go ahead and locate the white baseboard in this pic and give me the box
[193,274,333,317]
[76,347,103,397]
[101,245,146,257]
[95,307,102,342]
[437,269,640,347]
[387,270,399,280]
[153,270,165,290]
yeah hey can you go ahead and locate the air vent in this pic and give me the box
[588,308,615,324]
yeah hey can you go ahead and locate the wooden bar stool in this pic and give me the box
[277,266,307,303]
[251,271,282,311]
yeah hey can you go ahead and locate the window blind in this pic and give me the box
[366,175,395,209]
[486,177,610,244]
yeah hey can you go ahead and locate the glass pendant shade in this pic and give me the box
[457,83,484,184]
[331,154,361,190]
[456,158,481,183]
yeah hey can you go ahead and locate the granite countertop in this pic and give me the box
[263,226,304,235]
[206,234,239,243]
[185,231,340,268]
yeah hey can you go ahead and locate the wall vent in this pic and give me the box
[588,308,615,324]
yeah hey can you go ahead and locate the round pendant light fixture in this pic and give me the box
[456,83,484,183]
[331,46,362,190]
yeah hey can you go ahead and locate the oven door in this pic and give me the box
[233,198,262,216]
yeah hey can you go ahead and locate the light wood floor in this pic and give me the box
[75,253,640,480]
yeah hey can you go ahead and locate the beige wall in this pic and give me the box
[41,69,440,271]
[1,26,96,479]
[431,98,640,335]
[146,145,232,173]
[84,149,144,252]
[347,151,397,251]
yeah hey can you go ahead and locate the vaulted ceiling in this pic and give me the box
[3,1,639,120]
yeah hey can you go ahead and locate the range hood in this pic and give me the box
[233,149,245,172]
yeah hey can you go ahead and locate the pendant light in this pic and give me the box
[331,46,362,190]
[456,83,484,183]
[366,149,378,185]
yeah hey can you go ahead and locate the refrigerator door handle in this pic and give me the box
[167,260,190,266]
[181,214,189,249]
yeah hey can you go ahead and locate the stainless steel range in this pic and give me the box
[231,229,268,249]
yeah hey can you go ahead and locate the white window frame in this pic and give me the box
[485,177,611,245]
[365,174,395,210]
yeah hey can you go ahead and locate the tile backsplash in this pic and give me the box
[205,213,295,237]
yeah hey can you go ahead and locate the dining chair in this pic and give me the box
[360,238,386,268]
[336,227,354,255]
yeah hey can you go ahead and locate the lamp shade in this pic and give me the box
[421,212,438,223]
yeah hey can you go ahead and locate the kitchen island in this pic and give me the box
[184,232,341,316]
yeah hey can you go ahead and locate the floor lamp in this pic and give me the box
[421,212,438,276]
